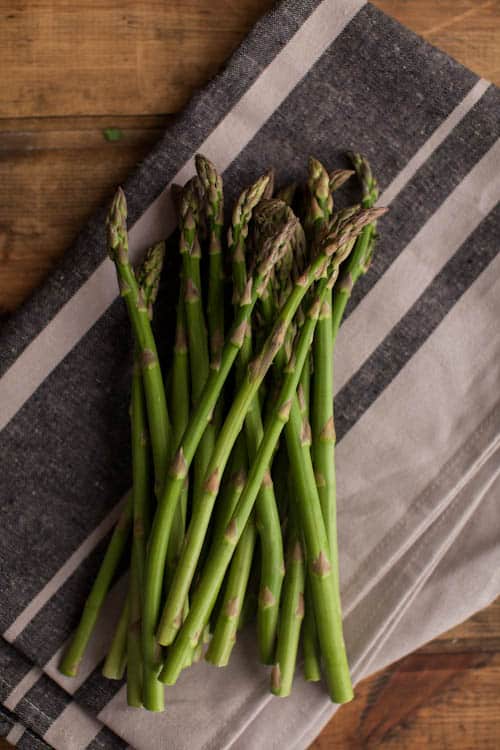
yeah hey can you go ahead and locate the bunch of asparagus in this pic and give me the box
[59,153,385,712]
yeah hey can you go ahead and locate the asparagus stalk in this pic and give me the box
[179,179,216,510]
[105,189,170,498]
[228,173,271,298]
[195,155,225,370]
[95,241,165,700]
[205,512,257,666]
[310,160,348,553]
[125,243,164,707]
[271,516,305,697]
[211,435,248,543]
[302,581,321,682]
[299,154,377,694]
[141,213,294,711]
[102,594,130,680]
[331,153,379,339]
[159,270,328,685]
[165,302,190,586]
[295,327,321,684]
[284,389,353,702]
[59,495,132,677]
[126,359,149,706]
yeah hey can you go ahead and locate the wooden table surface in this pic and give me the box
[0,1,499,747]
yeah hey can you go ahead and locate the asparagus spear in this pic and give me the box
[125,361,149,705]
[195,155,225,370]
[126,242,165,707]
[280,212,366,704]
[271,515,305,697]
[179,178,216,510]
[141,212,294,711]
[205,512,257,666]
[302,581,321,682]
[164,190,192,591]
[228,175,275,663]
[87,240,165,700]
[165,302,190,585]
[105,188,170,498]
[331,153,379,338]
[310,161,352,559]
[295,325,321,685]
[102,594,130,680]
[208,199,292,668]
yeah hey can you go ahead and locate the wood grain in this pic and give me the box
[0,115,166,313]
[312,599,500,749]
[0,2,498,748]
[0,1,276,118]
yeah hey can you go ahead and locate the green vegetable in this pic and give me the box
[59,153,387,715]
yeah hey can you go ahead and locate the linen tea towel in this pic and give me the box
[1,0,499,747]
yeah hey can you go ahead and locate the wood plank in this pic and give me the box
[420,597,500,653]
[311,598,500,748]
[0,1,276,118]
[312,651,500,749]
[1,1,497,122]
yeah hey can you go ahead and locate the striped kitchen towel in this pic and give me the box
[1,0,499,748]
